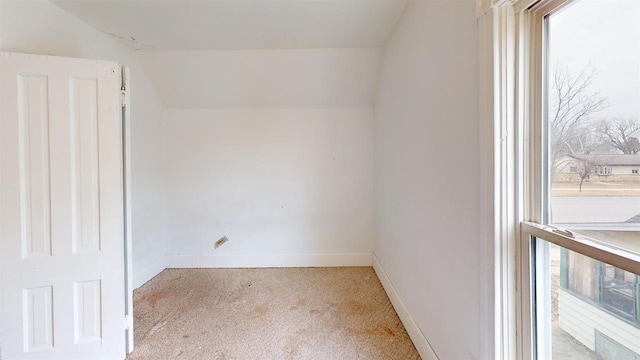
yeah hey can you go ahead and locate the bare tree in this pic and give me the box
[598,117,640,154]
[569,155,600,192]
[549,64,607,180]
[556,130,603,190]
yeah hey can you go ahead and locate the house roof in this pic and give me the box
[570,154,640,166]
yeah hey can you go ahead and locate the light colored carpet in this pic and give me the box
[127,267,421,360]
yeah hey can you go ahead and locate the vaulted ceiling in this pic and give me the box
[52,0,408,51]
[52,0,407,108]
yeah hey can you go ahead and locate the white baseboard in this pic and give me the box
[165,252,372,268]
[372,254,439,360]
[133,256,166,289]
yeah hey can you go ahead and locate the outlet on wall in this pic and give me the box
[214,236,229,249]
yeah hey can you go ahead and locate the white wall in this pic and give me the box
[0,0,168,288]
[149,48,381,265]
[136,49,382,109]
[1,3,492,357]
[165,109,374,266]
[373,1,483,359]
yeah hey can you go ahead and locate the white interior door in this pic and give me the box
[1,52,126,359]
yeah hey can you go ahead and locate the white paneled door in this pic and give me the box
[1,52,126,359]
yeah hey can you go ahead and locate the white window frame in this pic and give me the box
[477,0,562,357]
[478,0,640,358]
[516,0,640,358]
[513,2,564,358]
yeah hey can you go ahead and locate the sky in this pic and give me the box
[549,0,640,119]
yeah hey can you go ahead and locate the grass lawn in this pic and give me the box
[551,181,640,197]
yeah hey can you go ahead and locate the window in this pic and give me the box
[561,248,639,323]
[594,165,612,176]
[482,0,640,357]
[601,263,638,321]
[545,0,640,227]
[519,227,640,360]
[541,0,640,356]
[633,169,639,175]
[511,0,640,359]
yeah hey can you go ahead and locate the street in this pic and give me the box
[551,196,640,224]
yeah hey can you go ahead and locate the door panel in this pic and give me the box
[1,52,125,359]
[70,77,101,254]
[18,74,52,259]
[23,286,54,352]
[73,280,102,343]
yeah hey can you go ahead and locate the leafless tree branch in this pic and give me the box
[549,64,607,182]
[597,117,640,154]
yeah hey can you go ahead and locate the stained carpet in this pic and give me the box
[127,267,421,360]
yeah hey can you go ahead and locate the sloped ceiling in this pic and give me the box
[52,0,408,50]
[51,0,404,108]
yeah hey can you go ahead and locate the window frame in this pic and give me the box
[478,0,640,358]
[511,1,569,358]
[513,0,640,358]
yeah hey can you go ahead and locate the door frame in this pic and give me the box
[121,65,134,354]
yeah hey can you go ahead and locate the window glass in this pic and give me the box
[538,1,640,358]
[565,248,598,301]
[543,240,639,360]
[546,0,640,226]
[601,264,637,320]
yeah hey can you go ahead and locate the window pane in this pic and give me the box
[546,0,640,226]
[565,248,598,302]
[537,239,640,360]
[602,264,637,320]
